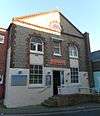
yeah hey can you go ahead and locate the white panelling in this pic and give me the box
[70,59,79,68]
[30,53,43,65]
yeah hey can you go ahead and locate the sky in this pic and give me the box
[0,0,99,52]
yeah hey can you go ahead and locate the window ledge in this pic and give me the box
[53,53,62,57]
[30,50,44,55]
[69,56,78,59]
[28,84,45,89]
[70,83,80,85]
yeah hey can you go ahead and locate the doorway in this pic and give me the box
[53,71,60,95]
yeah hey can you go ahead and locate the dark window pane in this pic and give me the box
[39,65,42,70]
[39,79,42,83]
[34,69,38,74]
[54,48,59,54]
[35,65,38,70]
[38,44,42,51]
[31,43,36,50]
[39,70,42,74]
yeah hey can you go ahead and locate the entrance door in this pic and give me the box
[53,71,60,95]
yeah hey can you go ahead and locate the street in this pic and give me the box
[3,107,100,116]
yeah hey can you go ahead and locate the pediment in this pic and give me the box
[13,10,83,37]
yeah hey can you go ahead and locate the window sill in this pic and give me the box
[28,84,45,89]
[53,53,62,57]
[69,56,78,59]
[30,50,44,55]
[70,83,81,86]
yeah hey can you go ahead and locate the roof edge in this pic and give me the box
[91,50,100,53]
[0,27,7,32]
[60,12,84,37]
[13,10,59,21]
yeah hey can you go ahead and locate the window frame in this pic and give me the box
[70,68,79,83]
[30,38,44,54]
[54,41,61,56]
[69,45,78,58]
[53,38,62,56]
[29,65,43,87]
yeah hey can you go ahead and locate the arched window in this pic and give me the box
[30,37,43,54]
[69,45,78,58]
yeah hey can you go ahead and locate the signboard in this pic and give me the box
[11,75,27,86]
[45,74,51,86]
[0,35,4,43]
[50,59,66,65]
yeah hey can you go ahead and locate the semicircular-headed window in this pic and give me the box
[69,45,78,58]
[30,37,43,54]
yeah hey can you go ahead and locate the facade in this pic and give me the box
[0,28,8,99]
[91,50,100,92]
[4,10,91,108]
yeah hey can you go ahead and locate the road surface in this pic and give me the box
[3,107,100,116]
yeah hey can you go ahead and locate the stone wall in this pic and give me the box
[9,24,88,72]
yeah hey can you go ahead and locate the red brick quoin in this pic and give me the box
[0,28,8,99]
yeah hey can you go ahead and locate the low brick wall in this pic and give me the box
[55,94,100,107]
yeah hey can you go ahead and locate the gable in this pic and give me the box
[13,11,62,35]
[13,10,83,37]
[60,13,83,37]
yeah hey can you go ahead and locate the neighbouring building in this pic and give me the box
[0,28,8,99]
[4,10,92,108]
[91,50,100,92]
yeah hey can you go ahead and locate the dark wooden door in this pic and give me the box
[53,71,60,95]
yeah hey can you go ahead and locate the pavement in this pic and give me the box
[0,103,100,115]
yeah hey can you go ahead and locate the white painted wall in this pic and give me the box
[4,65,90,108]
[4,68,53,108]
[58,59,90,94]
[58,71,90,95]
[58,84,81,94]
[30,53,43,64]
[4,50,90,108]
[70,59,79,68]
[79,71,90,94]
[4,52,52,108]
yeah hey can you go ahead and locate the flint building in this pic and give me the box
[4,10,92,107]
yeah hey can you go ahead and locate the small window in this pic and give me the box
[29,65,43,85]
[31,42,36,51]
[30,37,43,54]
[69,45,78,58]
[70,68,79,83]
[53,40,61,56]
[38,44,42,52]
